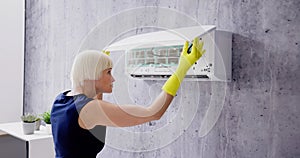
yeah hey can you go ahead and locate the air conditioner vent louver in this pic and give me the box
[130,74,209,79]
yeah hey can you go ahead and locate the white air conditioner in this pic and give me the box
[106,25,232,81]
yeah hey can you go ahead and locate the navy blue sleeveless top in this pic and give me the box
[51,90,106,158]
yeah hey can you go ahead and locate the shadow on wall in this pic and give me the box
[231,33,267,92]
[231,33,300,95]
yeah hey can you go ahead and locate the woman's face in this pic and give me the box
[95,68,115,93]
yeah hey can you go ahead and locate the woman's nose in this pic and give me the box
[112,76,115,82]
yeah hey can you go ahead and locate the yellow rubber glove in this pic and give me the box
[102,50,110,56]
[162,37,205,96]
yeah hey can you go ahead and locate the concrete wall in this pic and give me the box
[24,0,300,158]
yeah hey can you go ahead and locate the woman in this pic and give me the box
[50,37,205,158]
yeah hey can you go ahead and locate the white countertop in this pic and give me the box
[0,122,52,142]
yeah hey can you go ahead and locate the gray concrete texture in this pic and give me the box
[24,0,300,158]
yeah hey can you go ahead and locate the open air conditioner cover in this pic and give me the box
[106,25,216,51]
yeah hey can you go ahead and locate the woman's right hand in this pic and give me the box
[178,37,206,71]
[162,37,205,96]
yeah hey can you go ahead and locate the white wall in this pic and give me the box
[0,0,24,123]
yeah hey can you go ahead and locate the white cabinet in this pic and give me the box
[0,122,55,158]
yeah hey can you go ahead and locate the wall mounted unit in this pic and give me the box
[106,25,232,81]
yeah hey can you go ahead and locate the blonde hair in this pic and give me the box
[70,50,113,87]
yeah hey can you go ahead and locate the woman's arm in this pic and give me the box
[78,91,173,128]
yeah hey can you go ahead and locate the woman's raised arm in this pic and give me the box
[78,91,172,128]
